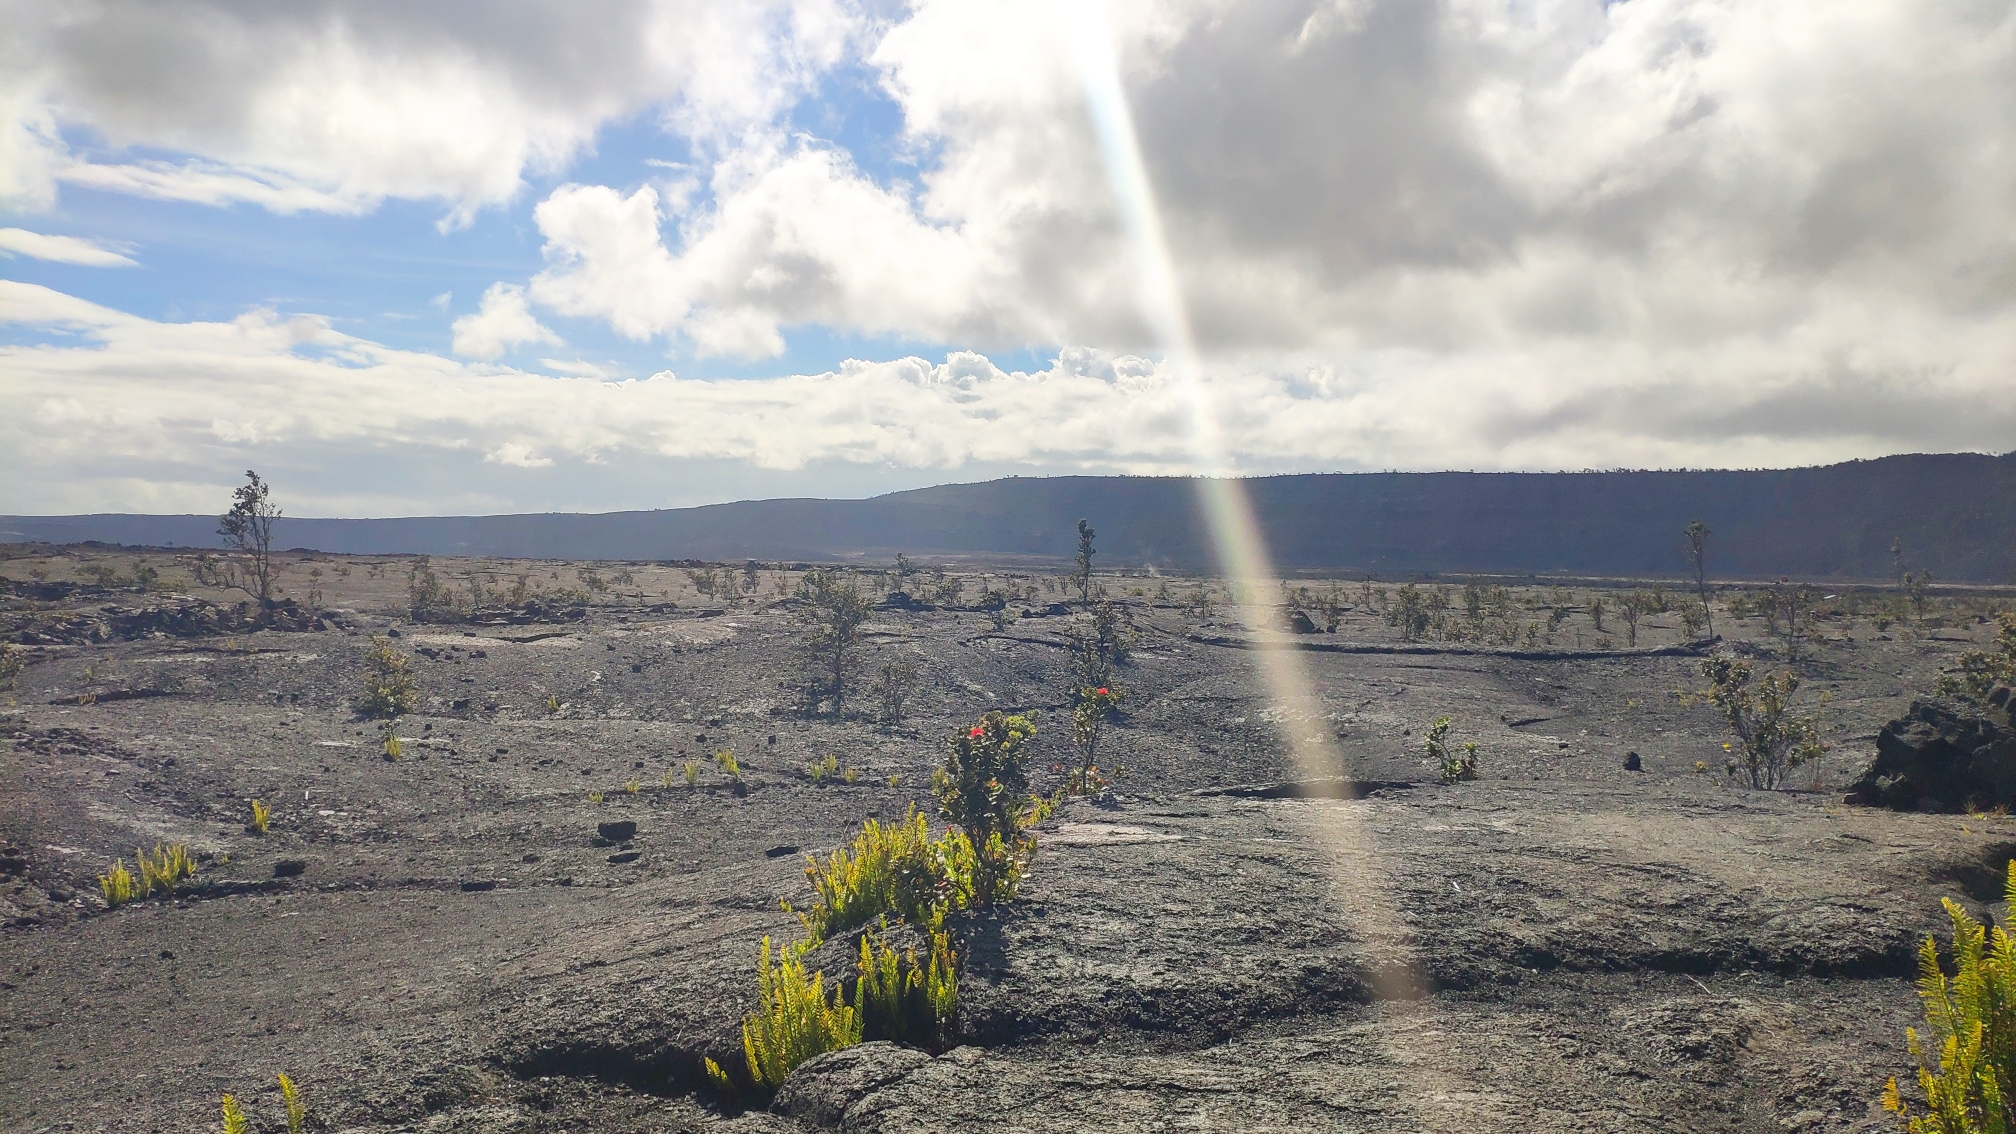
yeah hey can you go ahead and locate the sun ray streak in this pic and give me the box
[1063,2,1464,1117]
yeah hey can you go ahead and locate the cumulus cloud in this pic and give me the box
[0,228,135,266]
[4,280,2012,515]
[520,0,2016,414]
[451,283,561,360]
[2,0,858,223]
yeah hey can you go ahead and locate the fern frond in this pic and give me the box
[278,1072,305,1134]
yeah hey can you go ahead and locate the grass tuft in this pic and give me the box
[248,799,271,835]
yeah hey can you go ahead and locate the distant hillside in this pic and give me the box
[5,452,2014,581]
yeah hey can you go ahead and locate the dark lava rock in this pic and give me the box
[605,851,641,864]
[1624,751,1643,771]
[880,591,929,611]
[774,1041,932,1127]
[1847,693,2016,811]
[596,820,637,843]
[272,860,307,878]
[1287,609,1318,634]
[460,879,498,892]
[764,844,801,858]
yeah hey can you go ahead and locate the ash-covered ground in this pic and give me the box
[2,547,2011,1133]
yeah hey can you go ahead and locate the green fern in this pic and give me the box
[857,926,959,1049]
[278,1073,306,1134]
[220,1095,249,1134]
[1885,860,2016,1131]
[794,806,972,945]
[740,936,862,1089]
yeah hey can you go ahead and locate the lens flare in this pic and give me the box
[1063,0,1437,1011]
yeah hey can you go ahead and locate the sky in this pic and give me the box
[2,0,2013,518]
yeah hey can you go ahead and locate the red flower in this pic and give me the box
[1096,688,1109,695]
[969,726,985,738]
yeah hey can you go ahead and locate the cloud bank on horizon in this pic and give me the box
[2,0,2013,516]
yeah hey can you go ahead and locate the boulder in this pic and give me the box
[1845,695,2016,811]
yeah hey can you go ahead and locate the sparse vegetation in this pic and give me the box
[858,927,959,1049]
[1692,656,1826,790]
[221,1094,249,1134]
[1387,583,1432,641]
[359,636,418,718]
[715,748,741,778]
[807,753,839,784]
[1938,612,2016,704]
[1684,520,1715,638]
[0,642,21,690]
[684,760,700,786]
[1066,685,1123,796]
[1427,716,1478,783]
[876,656,919,726]
[1882,860,2016,1132]
[247,799,271,835]
[799,569,872,714]
[100,842,197,907]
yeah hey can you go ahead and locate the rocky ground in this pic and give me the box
[2,546,2012,1133]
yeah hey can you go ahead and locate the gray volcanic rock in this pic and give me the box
[1848,693,2016,811]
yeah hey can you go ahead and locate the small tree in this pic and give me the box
[1693,656,1825,790]
[1907,570,1934,622]
[359,636,418,718]
[1386,584,1431,641]
[1683,520,1715,639]
[876,656,919,727]
[1066,600,1129,691]
[935,712,1041,905]
[1618,591,1649,648]
[799,570,872,714]
[200,470,281,611]
[1066,685,1123,795]
[1073,519,1096,605]
[1763,580,1812,660]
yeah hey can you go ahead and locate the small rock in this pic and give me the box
[273,860,307,878]
[597,820,638,843]
[1623,751,1642,772]
[765,845,801,858]
[606,851,641,864]
[775,1042,932,1126]
[460,879,497,892]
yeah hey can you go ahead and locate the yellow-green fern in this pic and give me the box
[248,799,271,834]
[740,936,862,1088]
[135,842,196,896]
[98,860,136,906]
[857,926,958,1049]
[278,1072,306,1134]
[220,1094,249,1134]
[1885,860,2016,1131]
[794,807,972,945]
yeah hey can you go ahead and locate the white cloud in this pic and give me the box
[2,0,859,222]
[451,284,561,360]
[4,281,2012,515]
[0,228,135,266]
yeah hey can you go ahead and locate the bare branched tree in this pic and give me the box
[1683,519,1714,639]
[199,470,281,612]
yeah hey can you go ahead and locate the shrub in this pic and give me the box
[359,636,417,718]
[1066,601,1129,691]
[935,712,1043,906]
[380,727,403,760]
[1692,656,1826,789]
[406,556,464,622]
[1065,685,1123,796]
[876,657,919,726]
[793,807,972,945]
[1426,717,1478,783]
[1883,860,2016,1132]
[1387,584,1431,641]
[0,643,22,691]
[807,753,839,784]
[1938,613,2016,704]
[738,936,863,1089]
[248,800,271,835]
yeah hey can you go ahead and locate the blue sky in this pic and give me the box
[2,1,2012,517]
